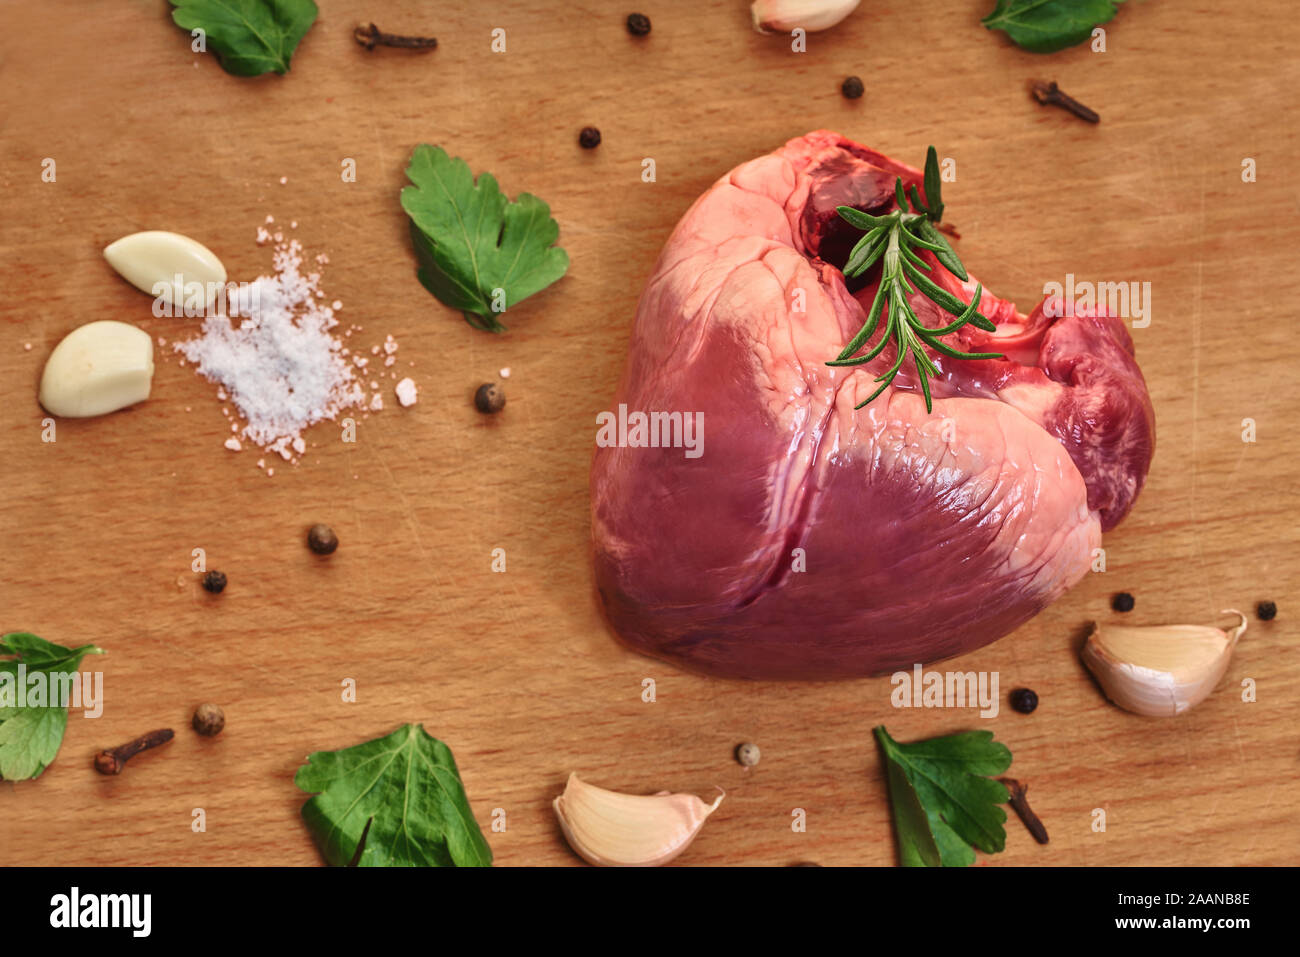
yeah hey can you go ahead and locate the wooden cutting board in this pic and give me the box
[1,0,1296,866]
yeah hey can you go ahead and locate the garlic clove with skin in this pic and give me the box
[750,0,861,34]
[553,773,724,866]
[1081,610,1247,717]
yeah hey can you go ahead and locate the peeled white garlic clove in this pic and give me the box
[39,320,155,418]
[553,773,723,866]
[750,0,861,34]
[103,230,227,310]
[1081,610,1248,717]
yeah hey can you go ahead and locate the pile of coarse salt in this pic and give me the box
[174,220,413,470]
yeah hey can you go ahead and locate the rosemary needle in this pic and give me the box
[828,146,1002,412]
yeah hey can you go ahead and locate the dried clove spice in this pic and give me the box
[1030,80,1099,124]
[354,23,438,51]
[94,729,174,775]
[999,777,1049,845]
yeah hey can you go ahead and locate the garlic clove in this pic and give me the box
[103,230,227,310]
[553,773,723,866]
[1081,610,1247,717]
[38,320,155,418]
[750,0,861,34]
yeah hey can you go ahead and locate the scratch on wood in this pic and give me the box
[363,438,441,583]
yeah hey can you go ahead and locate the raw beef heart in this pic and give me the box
[591,131,1155,680]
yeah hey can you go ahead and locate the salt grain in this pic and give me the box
[224,437,242,451]
[395,377,418,407]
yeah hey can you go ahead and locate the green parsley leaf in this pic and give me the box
[295,723,493,867]
[874,725,1012,867]
[401,144,569,333]
[981,0,1128,54]
[169,0,319,77]
[0,633,105,781]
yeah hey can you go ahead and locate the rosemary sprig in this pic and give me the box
[828,147,1002,412]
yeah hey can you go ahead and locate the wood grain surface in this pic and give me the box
[1,0,1297,867]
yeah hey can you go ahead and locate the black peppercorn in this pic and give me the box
[201,570,227,594]
[1112,591,1135,612]
[841,75,864,99]
[308,523,339,555]
[1257,601,1277,621]
[578,126,602,149]
[474,383,506,414]
[1009,688,1039,714]
[626,13,651,36]
[192,703,225,737]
